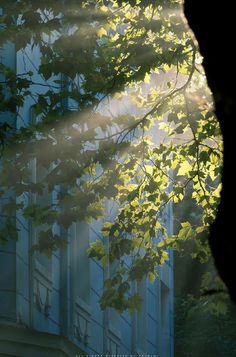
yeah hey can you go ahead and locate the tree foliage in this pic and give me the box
[175,291,236,357]
[0,0,222,311]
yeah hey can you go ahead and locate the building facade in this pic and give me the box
[0,25,174,357]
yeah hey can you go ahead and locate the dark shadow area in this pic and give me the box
[185,0,236,304]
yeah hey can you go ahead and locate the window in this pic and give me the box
[160,281,171,357]
[135,279,147,354]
